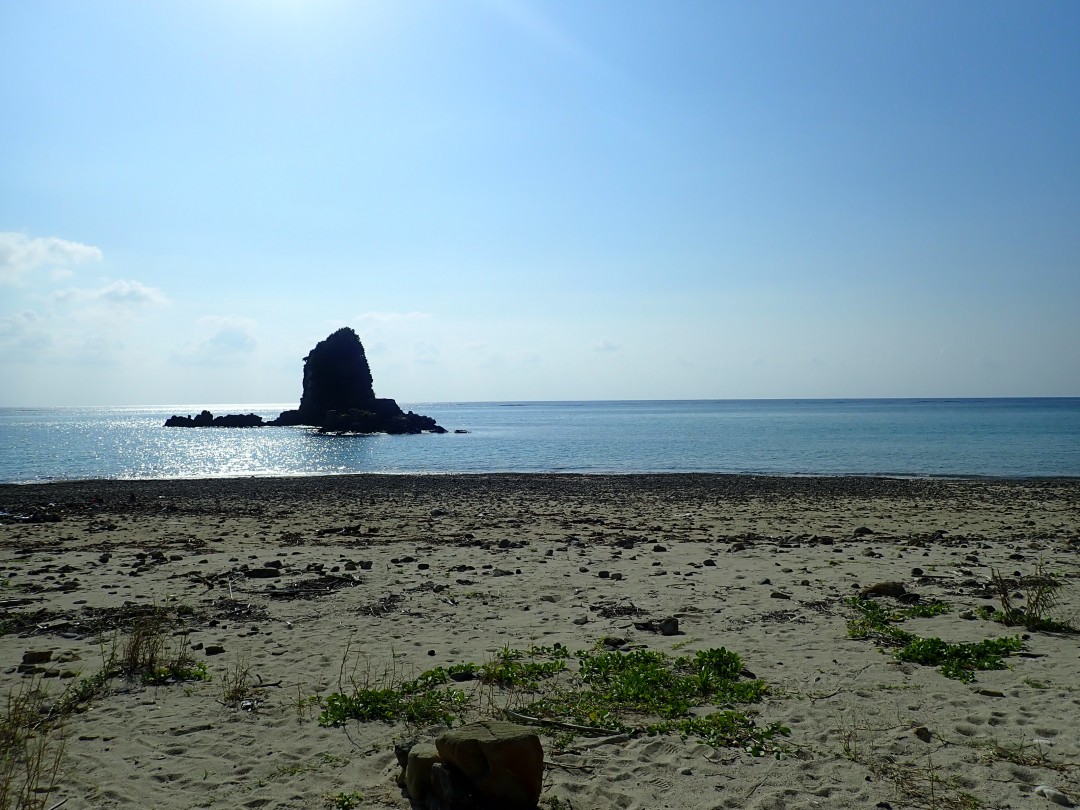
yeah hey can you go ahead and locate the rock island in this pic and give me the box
[165,327,446,434]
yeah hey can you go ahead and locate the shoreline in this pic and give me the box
[2,473,1078,809]
[6,468,1080,488]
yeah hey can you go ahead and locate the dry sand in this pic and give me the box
[2,474,1079,810]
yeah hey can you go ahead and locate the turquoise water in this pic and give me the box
[0,399,1078,483]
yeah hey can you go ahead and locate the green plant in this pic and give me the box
[52,624,207,721]
[901,602,952,619]
[983,737,1064,771]
[109,618,209,686]
[836,714,981,809]
[846,597,1023,682]
[220,654,254,706]
[326,790,363,808]
[989,564,1076,633]
[1,679,65,810]
[319,644,788,755]
[896,636,1023,683]
[295,687,322,722]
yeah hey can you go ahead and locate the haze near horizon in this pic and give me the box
[2,1,1078,406]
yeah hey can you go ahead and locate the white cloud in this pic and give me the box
[201,316,257,353]
[0,310,51,355]
[414,340,440,365]
[595,339,622,353]
[173,316,258,366]
[0,232,103,284]
[52,279,167,307]
[0,309,41,336]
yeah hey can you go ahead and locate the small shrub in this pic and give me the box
[220,655,255,706]
[990,564,1076,633]
[896,636,1023,683]
[1,679,65,810]
[846,597,1023,682]
[326,790,363,809]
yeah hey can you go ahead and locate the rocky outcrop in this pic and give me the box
[397,722,543,810]
[164,411,264,428]
[270,328,445,434]
[293,327,375,425]
[165,327,446,434]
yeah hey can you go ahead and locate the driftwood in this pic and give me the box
[502,709,621,737]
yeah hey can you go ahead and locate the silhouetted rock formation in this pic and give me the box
[272,328,445,434]
[295,327,376,425]
[164,411,265,428]
[165,327,445,434]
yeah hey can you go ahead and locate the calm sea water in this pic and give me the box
[0,399,1078,483]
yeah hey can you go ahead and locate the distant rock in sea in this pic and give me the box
[165,327,446,435]
[164,410,264,428]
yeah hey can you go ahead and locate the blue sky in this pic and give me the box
[2,0,1078,406]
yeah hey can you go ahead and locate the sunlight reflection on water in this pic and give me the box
[1,399,1078,482]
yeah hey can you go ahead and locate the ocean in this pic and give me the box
[0,399,1078,483]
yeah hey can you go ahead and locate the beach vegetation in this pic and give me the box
[837,713,981,809]
[1,678,66,810]
[980,737,1071,772]
[115,619,208,686]
[846,597,1022,682]
[295,687,322,721]
[54,619,208,720]
[219,654,255,707]
[318,643,788,756]
[326,790,363,809]
[985,564,1076,633]
[895,636,1023,682]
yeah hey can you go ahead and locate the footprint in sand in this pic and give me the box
[645,775,676,790]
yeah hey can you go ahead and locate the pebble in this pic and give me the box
[1034,785,1074,807]
[657,617,679,635]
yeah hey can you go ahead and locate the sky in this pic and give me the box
[2,0,1078,406]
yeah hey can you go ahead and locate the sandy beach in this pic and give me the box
[2,474,1079,810]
